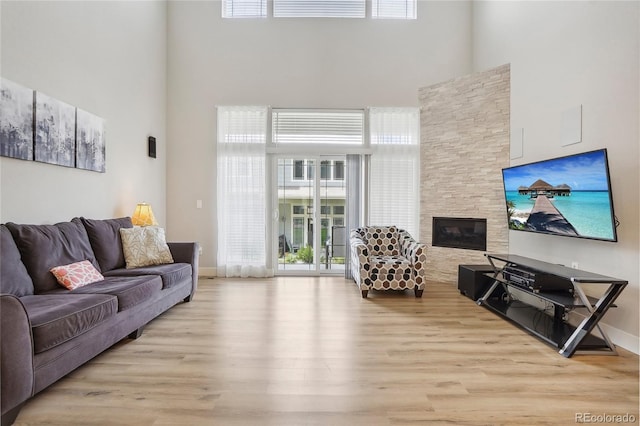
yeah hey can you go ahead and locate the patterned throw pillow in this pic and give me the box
[119,226,174,269]
[50,260,105,290]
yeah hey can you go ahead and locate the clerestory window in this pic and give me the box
[372,0,416,19]
[222,0,267,18]
[274,0,365,18]
[222,0,416,19]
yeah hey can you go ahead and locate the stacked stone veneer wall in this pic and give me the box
[419,64,511,284]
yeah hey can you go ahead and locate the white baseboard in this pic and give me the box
[198,267,217,278]
[601,323,639,355]
[567,311,639,355]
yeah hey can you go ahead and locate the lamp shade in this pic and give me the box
[131,203,158,226]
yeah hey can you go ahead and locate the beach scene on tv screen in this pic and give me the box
[503,150,616,241]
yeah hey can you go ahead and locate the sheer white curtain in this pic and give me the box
[344,154,363,280]
[217,106,272,277]
[368,107,420,238]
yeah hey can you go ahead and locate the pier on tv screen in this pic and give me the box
[501,149,617,242]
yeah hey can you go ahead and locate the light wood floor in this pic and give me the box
[14,277,639,426]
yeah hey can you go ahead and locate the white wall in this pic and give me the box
[166,0,473,270]
[0,1,167,225]
[473,1,640,352]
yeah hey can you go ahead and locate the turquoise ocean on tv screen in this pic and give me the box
[505,191,615,240]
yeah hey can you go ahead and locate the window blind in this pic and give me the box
[222,0,267,18]
[274,0,366,18]
[272,109,364,144]
[372,0,417,19]
[368,108,420,237]
[218,107,267,144]
[217,106,271,277]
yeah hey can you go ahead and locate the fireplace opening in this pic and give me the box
[432,217,487,251]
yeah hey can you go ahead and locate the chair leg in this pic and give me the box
[415,289,424,298]
[361,289,368,298]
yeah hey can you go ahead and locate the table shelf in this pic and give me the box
[481,298,609,349]
[485,272,603,308]
[478,254,627,357]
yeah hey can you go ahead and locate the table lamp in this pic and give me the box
[131,202,158,226]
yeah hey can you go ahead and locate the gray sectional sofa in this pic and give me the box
[0,217,199,426]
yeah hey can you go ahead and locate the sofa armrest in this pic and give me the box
[398,231,427,280]
[349,233,369,284]
[167,242,200,299]
[1,294,34,421]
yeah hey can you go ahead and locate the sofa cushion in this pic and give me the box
[362,226,400,256]
[21,294,117,354]
[50,260,105,290]
[46,276,163,312]
[120,226,174,268]
[6,219,100,294]
[80,217,132,272]
[104,263,192,290]
[0,225,34,296]
[369,255,414,289]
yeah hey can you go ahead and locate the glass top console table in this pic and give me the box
[478,254,628,358]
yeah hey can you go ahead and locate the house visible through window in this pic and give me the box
[292,159,349,181]
[334,160,345,180]
[293,160,304,180]
[218,106,419,275]
[320,161,330,179]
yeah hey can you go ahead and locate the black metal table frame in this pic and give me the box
[478,254,628,358]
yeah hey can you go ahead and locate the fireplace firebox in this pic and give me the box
[432,217,487,251]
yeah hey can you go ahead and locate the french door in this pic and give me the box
[273,156,346,275]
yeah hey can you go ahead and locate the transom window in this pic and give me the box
[222,0,267,18]
[222,0,416,19]
[274,0,365,18]
[372,0,416,19]
[272,109,364,145]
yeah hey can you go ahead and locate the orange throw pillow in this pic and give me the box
[50,260,104,290]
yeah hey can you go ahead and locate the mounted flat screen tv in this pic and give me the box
[502,149,618,242]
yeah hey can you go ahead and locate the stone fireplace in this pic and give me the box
[419,64,510,283]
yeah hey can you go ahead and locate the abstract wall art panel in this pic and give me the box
[0,78,34,161]
[76,108,105,172]
[35,92,76,168]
